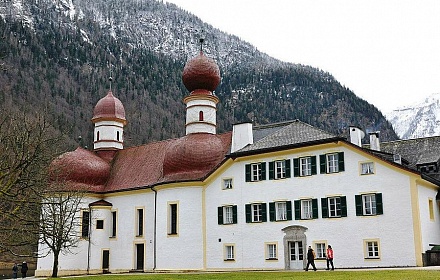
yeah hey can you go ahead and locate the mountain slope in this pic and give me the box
[386,93,440,139]
[0,0,398,148]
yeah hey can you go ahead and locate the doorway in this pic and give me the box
[102,249,110,271]
[135,243,145,270]
[282,225,308,270]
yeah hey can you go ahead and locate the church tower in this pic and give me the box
[182,43,221,135]
[91,90,127,156]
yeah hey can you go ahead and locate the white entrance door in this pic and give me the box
[289,241,304,270]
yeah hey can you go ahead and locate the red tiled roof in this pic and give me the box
[56,132,232,193]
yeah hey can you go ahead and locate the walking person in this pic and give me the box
[305,246,317,271]
[20,261,28,278]
[326,245,334,270]
[12,263,18,279]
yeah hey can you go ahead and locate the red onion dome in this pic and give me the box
[50,147,110,186]
[182,52,221,92]
[92,91,126,123]
[163,133,226,180]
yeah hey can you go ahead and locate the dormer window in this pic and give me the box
[393,154,401,164]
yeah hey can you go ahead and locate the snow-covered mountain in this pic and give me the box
[386,93,440,139]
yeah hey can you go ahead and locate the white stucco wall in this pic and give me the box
[418,184,440,253]
[204,143,419,270]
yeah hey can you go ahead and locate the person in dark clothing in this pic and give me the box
[20,261,28,278]
[12,263,18,279]
[305,246,317,271]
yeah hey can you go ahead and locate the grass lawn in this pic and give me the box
[62,269,440,280]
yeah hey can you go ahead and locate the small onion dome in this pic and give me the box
[182,52,220,92]
[50,147,110,186]
[92,91,126,124]
[163,133,226,180]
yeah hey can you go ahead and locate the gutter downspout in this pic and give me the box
[151,187,157,271]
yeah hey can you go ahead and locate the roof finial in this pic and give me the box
[109,72,113,91]
[199,38,204,53]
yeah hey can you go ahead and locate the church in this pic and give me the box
[36,49,440,276]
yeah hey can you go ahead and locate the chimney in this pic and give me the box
[369,131,381,151]
[349,126,365,147]
[231,122,253,153]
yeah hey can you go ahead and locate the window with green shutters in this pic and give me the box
[293,156,317,177]
[269,201,292,221]
[245,162,267,182]
[245,203,267,223]
[218,205,238,225]
[355,193,383,216]
[269,159,291,180]
[319,152,345,174]
[321,196,347,218]
[294,199,318,220]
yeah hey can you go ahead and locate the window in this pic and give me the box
[355,193,383,216]
[245,162,266,182]
[294,199,318,220]
[223,178,233,189]
[293,156,317,177]
[169,203,178,235]
[116,131,120,141]
[245,203,267,223]
[429,198,435,220]
[315,242,327,259]
[96,219,104,229]
[225,245,235,261]
[199,111,204,121]
[218,205,237,225]
[321,196,347,218]
[269,159,291,180]
[111,211,117,237]
[97,131,100,141]
[136,208,144,236]
[320,152,345,174]
[81,210,90,238]
[361,162,375,175]
[266,243,277,260]
[364,240,380,259]
[269,201,292,221]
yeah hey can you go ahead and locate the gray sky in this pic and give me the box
[166,0,440,113]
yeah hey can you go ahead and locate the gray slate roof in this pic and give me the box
[380,136,440,167]
[235,120,340,155]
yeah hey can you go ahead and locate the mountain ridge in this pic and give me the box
[0,0,398,148]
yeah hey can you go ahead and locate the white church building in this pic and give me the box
[36,50,440,276]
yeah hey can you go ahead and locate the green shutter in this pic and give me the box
[233,205,238,224]
[294,200,301,220]
[376,193,383,215]
[261,203,267,222]
[269,161,275,180]
[245,204,251,223]
[218,207,223,225]
[269,202,276,221]
[285,159,291,178]
[321,198,329,218]
[320,155,326,174]
[311,156,317,175]
[341,196,347,217]
[293,158,300,177]
[312,199,319,219]
[286,201,293,220]
[355,195,363,216]
[338,152,345,172]
[261,162,267,181]
[245,164,251,182]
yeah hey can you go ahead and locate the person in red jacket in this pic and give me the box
[326,245,334,270]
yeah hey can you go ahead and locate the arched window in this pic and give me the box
[199,111,204,121]
[97,131,100,141]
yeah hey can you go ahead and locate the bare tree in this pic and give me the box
[38,187,86,278]
[0,111,63,257]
